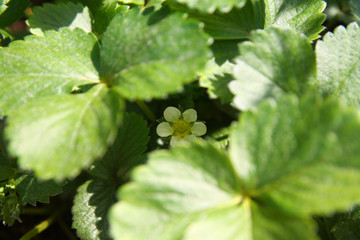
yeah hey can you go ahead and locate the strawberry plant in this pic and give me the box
[1,0,360,239]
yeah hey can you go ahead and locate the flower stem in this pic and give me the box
[19,208,62,240]
[136,99,157,122]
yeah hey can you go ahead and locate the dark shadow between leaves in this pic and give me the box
[145,5,172,26]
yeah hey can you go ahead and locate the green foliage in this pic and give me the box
[229,27,315,110]
[100,7,211,99]
[6,85,124,181]
[0,180,21,226]
[0,28,100,115]
[168,0,264,40]
[27,2,92,35]
[169,0,246,13]
[0,0,30,28]
[109,94,360,240]
[264,0,327,40]
[199,59,234,103]
[315,22,360,107]
[351,0,360,20]
[14,173,62,206]
[1,0,360,239]
[72,113,149,239]
[117,0,145,5]
[0,0,9,15]
[332,206,360,239]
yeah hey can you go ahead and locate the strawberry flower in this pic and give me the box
[156,107,207,146]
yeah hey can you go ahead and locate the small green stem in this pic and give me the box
[136,99,157,123]
[20,209,61,240]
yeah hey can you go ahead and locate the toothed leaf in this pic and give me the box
[27,2,92,35]
[314,22,360,107]
[0,28,100,115]
[6,85,124,181]
[100,7,211,99]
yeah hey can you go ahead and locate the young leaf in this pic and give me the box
[264,0,326,40]
[109,94,360,240]
[72,113,149,239]
[27,2,92,35]
[229,27,315,110]
[230,94,360,216]
[0,28,100,115]
[169,0,246,14]
[72,180,116,240]
[14,172,62,206]
[314,22,360,107]
[6,84,124,181]
[100,7,211,99]
[199,59,235,103]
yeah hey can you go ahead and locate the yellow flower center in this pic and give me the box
[172,120,192,138]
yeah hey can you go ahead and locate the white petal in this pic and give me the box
[156,122,173,137]
[170,136,182,146]
[191,122,207,136]
[182,109,197,122]
[164,107,181,122]
[183,134,196,141]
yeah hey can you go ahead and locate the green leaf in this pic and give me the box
[0,0,29,28]
[109,93,360,240]
[73,113,149,239]
[146,0,165,10]
[183,201,317,240]
[0,163,15,181]
[230,94,360,216]
[351,0,360,21]
[100,7,211,99]
[109,139,318,240]
[27,2,92,35]
[0,179,21,226]
[14,172,62,206]
[92,4,129,36]
[229,27,316,110]
[209,39,240,64]
[264,0,326,40]
[0,28,100,115]
[6,84,124,181]
[169,0,246,13]
[199,58,235,103]
[0,0,9,15]
[332,206,360,240]
[118,0,144,5]
[168,0,265,40]
[72,180,116,240]
[109,141,241,240]
[0,28,12,46]
[89,112,150,180]
[314,22,360,107]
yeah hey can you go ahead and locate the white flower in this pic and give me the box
[156,107,207,146]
